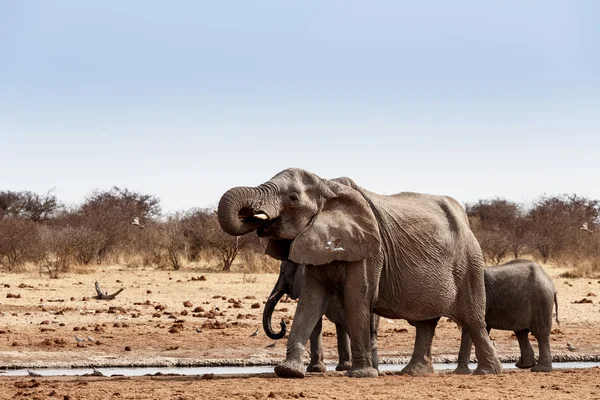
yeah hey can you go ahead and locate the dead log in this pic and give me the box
[94,281,124,300]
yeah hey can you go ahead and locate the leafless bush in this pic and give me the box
[127,217,186,270]
[466,198,527,264]
[527,194,599,263]
[39,226,88,278]
[0,218,41,271]
[76,187,160,263]
[0,189,60,222]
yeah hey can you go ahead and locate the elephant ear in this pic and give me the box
[289,180,381,265]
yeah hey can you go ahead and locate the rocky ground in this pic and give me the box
[0,263,599,398]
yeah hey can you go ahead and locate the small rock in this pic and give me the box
[124,346,131,351]
[251,303,261,309]
[183,301,193,308]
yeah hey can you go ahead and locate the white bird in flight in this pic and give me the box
[131,217,145,228]
[325,238,344,252]
[580,222,593,233]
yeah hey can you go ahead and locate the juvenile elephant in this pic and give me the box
[217,168,501,378]
[455,259,559,373]
[263,260,379,372]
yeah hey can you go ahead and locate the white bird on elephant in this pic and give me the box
[325,238,344,252]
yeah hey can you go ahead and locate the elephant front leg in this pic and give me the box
[334,323,352,371]
[274,277,329,379]
[455,326,473,374]
[401,318,440,376]
[306,318,326,373]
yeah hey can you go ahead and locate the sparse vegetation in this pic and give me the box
[0,187,278,275]
[1,187,598,277]
[466,194,600,276]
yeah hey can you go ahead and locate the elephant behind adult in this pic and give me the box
[263,260,379,372]
[217,168,501,378]
[456,259,559,373]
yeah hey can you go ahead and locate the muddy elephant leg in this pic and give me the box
[343,262,378,378]
[274,275,329,379]
[306,318,326,373]
[455,327,473,374]
[401,317,440,376]
[334,323,352,371]
[514,330,536,369]
[531,331,552,372]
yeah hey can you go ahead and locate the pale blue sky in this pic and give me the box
[1,1,599,212]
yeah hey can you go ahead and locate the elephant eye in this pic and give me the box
[289,193,300,202]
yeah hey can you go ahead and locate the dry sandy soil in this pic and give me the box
[1,263,599,398]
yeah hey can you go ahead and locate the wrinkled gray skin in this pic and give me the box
[217,168,501,378]
[456,259,559,374]
[263,260,380,372]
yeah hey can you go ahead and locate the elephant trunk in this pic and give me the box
[262,273,288,340]
[217,186,266,236]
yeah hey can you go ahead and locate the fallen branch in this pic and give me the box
[94,281,124,300]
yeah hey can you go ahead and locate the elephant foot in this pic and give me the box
[453,365,472,375]
[473,356,502,375]
[531,364,552,373]
[306,362,326,373]
[345,367,378,378]
[335,361,352,371]
[274,361,305,378]
[401,362,434,376]
[515,357,536,369]
[473,364,502,375]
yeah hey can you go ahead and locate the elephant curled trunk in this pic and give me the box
[217,186,266,236]
[263,274,288,340]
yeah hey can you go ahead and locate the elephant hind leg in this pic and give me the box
[401,317,440,376]
[531,331,552,372]
[468,325,502,375]
[514,330,536,369]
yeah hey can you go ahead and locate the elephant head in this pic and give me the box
[263,260,306,339]
[217,168,382,266]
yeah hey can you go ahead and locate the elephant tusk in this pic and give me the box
[268,290,281,300]
[253,213,269,220]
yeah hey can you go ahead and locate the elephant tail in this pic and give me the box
[554,292,560,326]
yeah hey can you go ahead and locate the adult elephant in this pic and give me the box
[263,260,380,372]
[217,168,501,378]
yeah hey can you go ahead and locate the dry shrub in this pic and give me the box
[0,218,42,271]
[38,226,94,278]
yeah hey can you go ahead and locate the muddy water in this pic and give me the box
[3,362,600,377]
